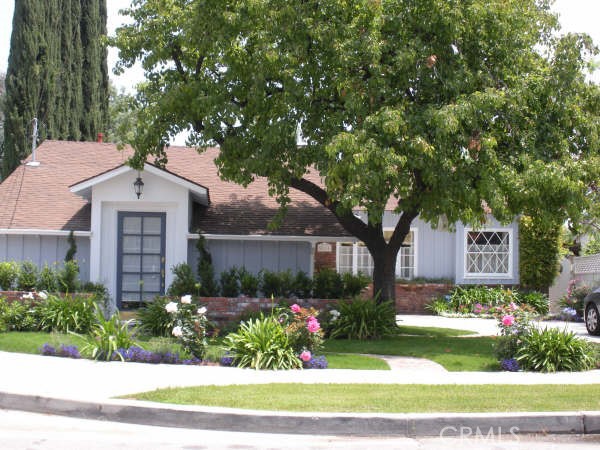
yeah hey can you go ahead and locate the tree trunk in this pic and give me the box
[371,247,398,304]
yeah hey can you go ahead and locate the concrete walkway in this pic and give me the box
[1,315,600,436]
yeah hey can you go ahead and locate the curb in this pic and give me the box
[1,391,599,436]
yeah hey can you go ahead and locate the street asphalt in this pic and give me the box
[1,315,599,437]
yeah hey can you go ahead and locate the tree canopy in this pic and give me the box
[113,0,600,300]
[2,0,109,178]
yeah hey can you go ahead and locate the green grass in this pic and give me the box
[129,384,600,413]
[0,331,81,354]
[396,325,476,337]
[324,335,498,371]
[324,353,390,370]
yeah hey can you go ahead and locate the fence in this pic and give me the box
[572,253,600,286]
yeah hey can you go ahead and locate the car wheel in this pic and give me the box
[585,303,600,336]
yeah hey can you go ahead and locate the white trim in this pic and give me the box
[0,229,91,237]
[70,163,208,203]
[187,233,355,243]
[463,227,513,278]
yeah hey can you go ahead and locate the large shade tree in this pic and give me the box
[113,0,600,301]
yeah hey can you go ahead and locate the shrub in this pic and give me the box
[293,271,312,298]
[57,260,80,292]
[167,263,196,297]
[80,307,136,361]
[36,294,96,333]
[448,286,516,312]
[329,297,398,340]
[278,270,295,298]
[223,315,302,369]
[519,216,563,291]
[238,268,259,297]
[1,297,40,331]
[0,298,8,332]
[280,304,324,354]
[17,261,38,291]
[80,282,110,308]
[516,327,596,372]
[220,267,240,297]
[37,263,58,292]
[0,261,19,290]
[582,236,600,256]
[425,297,450,315]
[518,291,549,315]
[196,235,218,296]
[260,269,282,298]
[137,296,175,337]
[313,269,343,299]
[164,295,208,359]
[342,272,371,297]
[493,302,533,360]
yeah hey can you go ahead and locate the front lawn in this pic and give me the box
[128,383,600,413]
[323,335,498,371]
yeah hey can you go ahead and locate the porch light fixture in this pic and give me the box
[133,172,144,199]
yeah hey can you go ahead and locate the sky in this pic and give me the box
[0,0,599,90]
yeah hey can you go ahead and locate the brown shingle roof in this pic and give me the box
[0,140,349,237]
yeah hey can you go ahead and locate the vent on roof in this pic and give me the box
[26,118,40,167]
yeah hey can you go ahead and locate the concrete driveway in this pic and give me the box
[397,314,600,343]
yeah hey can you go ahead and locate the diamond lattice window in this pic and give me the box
[465,231,511,276]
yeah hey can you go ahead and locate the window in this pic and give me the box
[336,230,416,279]
[465,229,512,277]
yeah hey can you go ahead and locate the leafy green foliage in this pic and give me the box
[329,298,398,340]
[238,267,259,297]
[219,267,240,297]
[57,260,80,293]
[424,297,450,315]
[443,286,548,315]
[37,263,58,292]
[519,216,563,291]
[1,298,40,331]
[559,281,591,316]
[516,328,596,372]
[313,269,344,299]
[259,270,283,298]
[80,307,136,361]
[196,236,218,296]
[293,271,313,298]
[37,294,96,333]
[519,291,549,315]
[167,263,196,297]
[342,272,371,297]
[137,296,176,337]
[113,0,600,303]
[16,261,38,291]
[0,261,19,290]
[582,236,600,256]
[65,230,77,262]
[223,315,302,370]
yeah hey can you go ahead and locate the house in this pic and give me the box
[0,140,519,308]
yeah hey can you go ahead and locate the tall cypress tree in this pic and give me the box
[2,0,109,178]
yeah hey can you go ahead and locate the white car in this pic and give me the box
[584,287,600,335]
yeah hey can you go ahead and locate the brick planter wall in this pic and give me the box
[199,297,340,323]
[364,283,453,314]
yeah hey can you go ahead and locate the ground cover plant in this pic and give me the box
[426,286,549,317]
[128,384,600,413]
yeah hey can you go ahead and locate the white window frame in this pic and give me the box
[336,228,418,279]
[463,227,513,278]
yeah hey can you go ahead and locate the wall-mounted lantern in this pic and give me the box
[133,172,144,199]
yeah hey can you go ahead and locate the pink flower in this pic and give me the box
[291,304,301,313]
[307,317,321,333]
[509,302,518,311]
[300,350,311,362]
[502,315,515,327]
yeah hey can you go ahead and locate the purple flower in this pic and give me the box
[501,358,520,372]
[303,355,328,369]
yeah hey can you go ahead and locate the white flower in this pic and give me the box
[37,291,48,300]
[22,292,34,300]
[172,326,183,337]
[165,302,178,313]
[197,306,207,315]
[330,309,340,317]
[180,294,192,304]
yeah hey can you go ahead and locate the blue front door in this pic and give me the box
[117,212,166,308]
